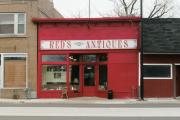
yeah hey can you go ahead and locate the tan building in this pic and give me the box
[0,0,62,98]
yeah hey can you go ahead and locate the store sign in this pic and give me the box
[40,39,137,50]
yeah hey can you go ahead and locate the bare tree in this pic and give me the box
[106,0,173,18]
[148,0,172,18]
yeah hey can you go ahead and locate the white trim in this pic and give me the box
[14,13,18,35]
[0,13,26,36]
[1,54,4,89]
[143,64,173,79]
[0,53,28,89]
[174,63,180,66]
[0,55,2,89]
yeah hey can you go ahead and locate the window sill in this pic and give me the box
[0,35,28,38]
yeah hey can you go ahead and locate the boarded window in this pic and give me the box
[4,59,26,88]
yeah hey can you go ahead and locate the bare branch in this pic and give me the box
[103,0,172,18]
[130,0,137,15]
[148,0,172,18]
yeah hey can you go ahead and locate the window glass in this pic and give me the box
[0,24,14,34]
[4,57,26,60]
[83,55,96,62]
[84,65,95,86]
[0,13,25,35]
[144,65,171,78]
[18,24,25,34]
[99,65,107,90]
[42,55,66,62]
[99,54,107,62]
[0,14,14,24]
[0,14,14,34]
[18,14,25,24]
[70,65,80,91]
[18,14,25,34]
[42,65,67,90]
[69,54,81,62]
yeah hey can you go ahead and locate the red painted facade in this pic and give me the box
[144,54,180,98]
[34,17,140,99]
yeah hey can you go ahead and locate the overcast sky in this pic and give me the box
[53,0,180,18]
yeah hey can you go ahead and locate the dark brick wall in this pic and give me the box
[143,18,180,53]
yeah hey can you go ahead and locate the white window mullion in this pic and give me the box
[14,14,18,35]
[0,54,4,89]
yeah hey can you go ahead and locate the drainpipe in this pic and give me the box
[139,0,144,100]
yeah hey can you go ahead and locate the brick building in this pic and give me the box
[0,0,62,98]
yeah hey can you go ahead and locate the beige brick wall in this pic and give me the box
[0,0,62,98]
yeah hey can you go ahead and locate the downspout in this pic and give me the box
[139,0,144,100]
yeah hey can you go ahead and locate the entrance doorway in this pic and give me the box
[69,54,108,97]
[176,66,180,97]
[83,64,97,96]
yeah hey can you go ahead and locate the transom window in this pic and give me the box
[0,13,26,35]
[144,64,172,79]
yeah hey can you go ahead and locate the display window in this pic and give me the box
[39,53,108,97]
[42,65,67,91]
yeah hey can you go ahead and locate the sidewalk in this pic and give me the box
[0,97,180,104]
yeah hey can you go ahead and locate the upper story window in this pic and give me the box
[0,13,26,35]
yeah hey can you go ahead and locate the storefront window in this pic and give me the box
[99,65,107,90]
[83,55,96,62]
[69,65,80,91]
[42,65,67,90]
[99,54,107,62]
[42,55,66,62]
[69,54,81,62]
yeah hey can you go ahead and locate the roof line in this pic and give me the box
[32,17,141,23]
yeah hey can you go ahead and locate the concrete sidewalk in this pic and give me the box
[0,97,180,104]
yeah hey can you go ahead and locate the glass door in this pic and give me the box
[83,64,97,96]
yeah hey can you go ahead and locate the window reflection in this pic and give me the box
[69,54,80,62]
[42,65,66,90]
[69,65,80,91]
[84,65,95,86]
[42,55,66,62]
[99,54,107,62]
[83,55,96,62]
[99,65,107,90]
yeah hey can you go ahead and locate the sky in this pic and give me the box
[53,0,180,18]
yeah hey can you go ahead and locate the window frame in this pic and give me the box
[0,13,26,36]
[143,64,173,80]
[0,53,28,89]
